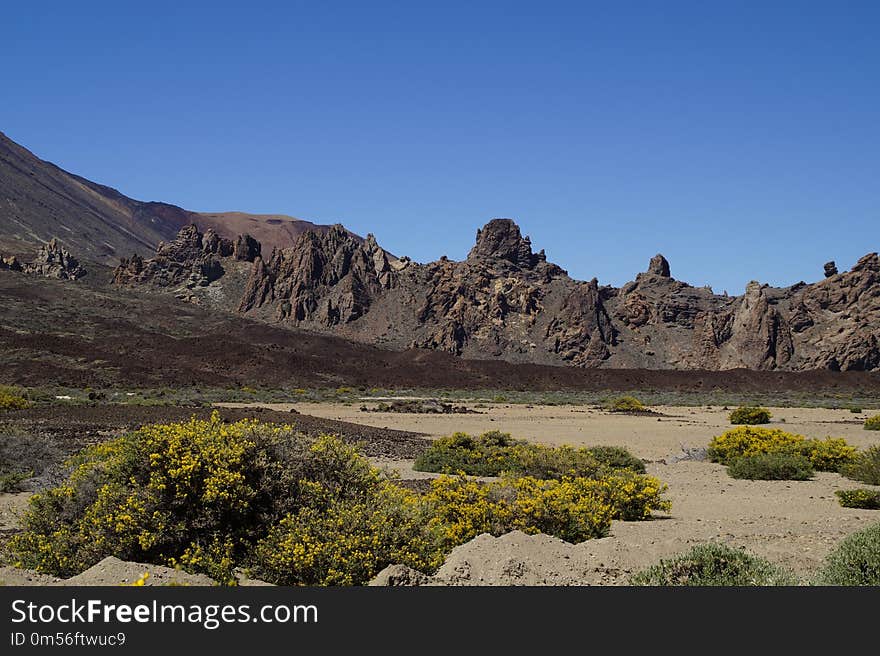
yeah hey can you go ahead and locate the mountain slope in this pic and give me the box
[0,131,353,262]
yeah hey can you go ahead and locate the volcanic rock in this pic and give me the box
[234,234,261,261]
[648,254,671,277]
[238,225,395,326]
[20,239,87,280]
[468,218,546,269]
[824,261,838,277]
[113,224,239,288]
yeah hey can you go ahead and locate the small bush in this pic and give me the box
[0,385,30,411]
[630,543,796,586]
[253,482,443,586]
[0,471,31,493]
[608,396,647,413]
[835,489,880,510]
[816,522,880,585]
[839,446,880,485]
[708,426,805,465]
[585,446,646,474]
[413,431,521,477]
[795,438,858,472]
[864,415,880,431]
[729,406,771,425]
[727,452,813,480]
[849,407,862,414]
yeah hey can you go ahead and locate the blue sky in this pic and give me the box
[2,1,877,293]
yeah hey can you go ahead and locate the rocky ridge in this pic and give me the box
[112,219,880,372]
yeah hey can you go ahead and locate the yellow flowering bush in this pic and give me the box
[708,426,805,464]
[708,427,857,472]
[728,406,771,425]
[0,385,30,411]
[835,489,880,510]
[865,415,880,431]
[8,412,382,582]
[794,438,857,472]
[10,413,672,586]
[253,482,444,586]
[609,396,648,412]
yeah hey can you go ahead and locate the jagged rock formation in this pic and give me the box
[113,225,259,289]
[238,226,394,326]
[0,239,86,280]
[114,219,880,372]
[824,261,838,278]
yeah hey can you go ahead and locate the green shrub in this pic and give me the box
[0,385,30,411]
[0,471,31,493]
[816,522,880,585]
[630,543,797,586]
[839,446,880,485]
[864,415,880,431]
[413,431,521,477]
[585,445,646,474]
[608,396,647,413]
[728,406,772,425]
[414,432,645,479]
[506,443,603,480]
[835,489,880,510]
[849,407,862,414]
[726,452,814,480]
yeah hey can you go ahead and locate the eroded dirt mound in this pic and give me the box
[370,531,620,586]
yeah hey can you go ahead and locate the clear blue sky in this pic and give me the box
[2,1,878,294]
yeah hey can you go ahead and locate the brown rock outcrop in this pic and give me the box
[23,239,87,280]
[238,225,395,327]
[1,239,86,280]
[116,218,880,372]
[113,224,259,289]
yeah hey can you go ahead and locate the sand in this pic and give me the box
[231,402,880,582]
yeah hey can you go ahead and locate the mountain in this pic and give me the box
[112,219,880,372]
[0,131,353,262]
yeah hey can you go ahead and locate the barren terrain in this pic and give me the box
[219,401,880,581]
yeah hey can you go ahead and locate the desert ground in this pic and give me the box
[1,400,878,585]
[211,401,880,582]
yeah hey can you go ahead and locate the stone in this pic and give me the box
[648,254,671,277]
[23,239,87,280]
